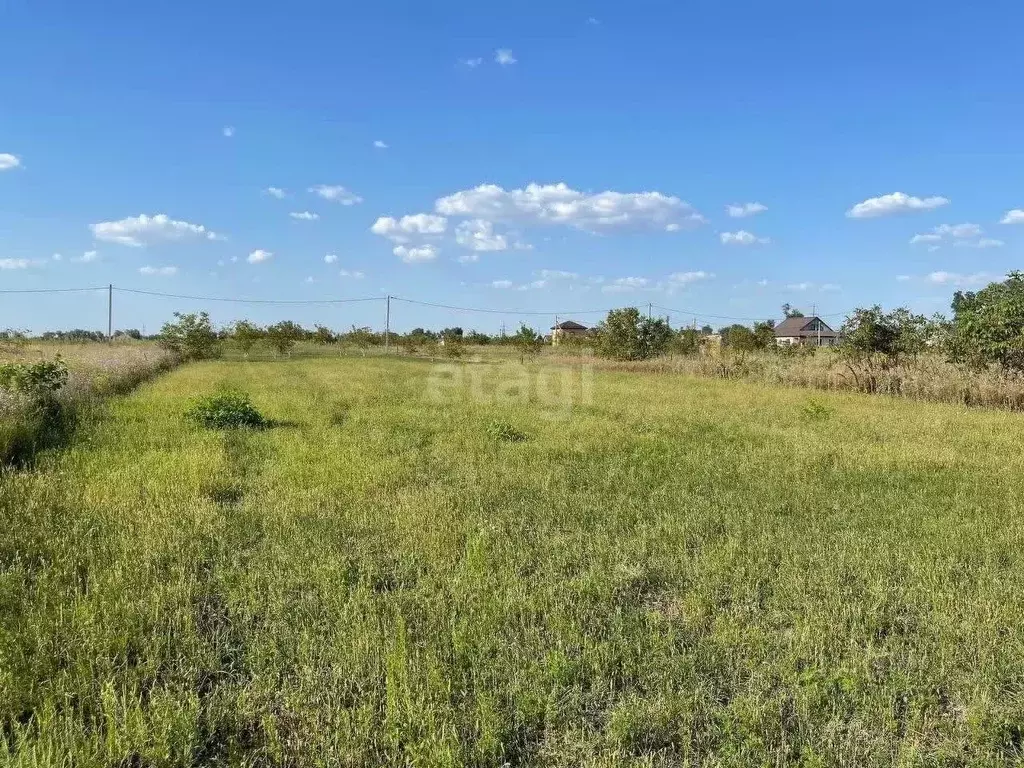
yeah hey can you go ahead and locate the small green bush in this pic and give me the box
[486,421,527,443]
[187,390,267,429]
[0,358,69,403]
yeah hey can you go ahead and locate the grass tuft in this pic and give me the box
[485,420,528,443]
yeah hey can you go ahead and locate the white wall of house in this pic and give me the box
[775,335,836,347]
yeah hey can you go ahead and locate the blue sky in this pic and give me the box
[2,0,1023,334]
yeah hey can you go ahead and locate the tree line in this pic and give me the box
[20,271,1022,378]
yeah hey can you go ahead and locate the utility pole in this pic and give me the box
[812,303,819,347]
[107,284,113,341]
[647,302,653,321]
[384,295,391,353]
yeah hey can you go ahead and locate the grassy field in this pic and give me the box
[3,356,1024,766]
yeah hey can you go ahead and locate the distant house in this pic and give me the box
[774,316,838,347]
[550,320,588,345]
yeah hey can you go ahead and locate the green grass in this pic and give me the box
[3,356,1024,766]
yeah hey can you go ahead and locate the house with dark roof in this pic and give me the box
[550,320,588,345]
[773,316,838,347]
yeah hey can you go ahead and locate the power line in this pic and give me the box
[0,287,107,294]
[0,284,859,320]
[114,287,385,305]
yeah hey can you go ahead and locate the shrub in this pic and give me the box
[511,324,544,362]
[442,340,465,359]
[0,358,69,404]
[186,390,267,429]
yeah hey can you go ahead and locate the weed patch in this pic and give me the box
[187,390,268,430]
[486,421,528,443]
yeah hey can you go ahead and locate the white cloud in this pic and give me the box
[460,57,483,68]
[846,192,949,218]
[667,270,712,286]
[492,279,514,289]
[726,202,767,218]
[90,214,220,247]
[0,153,21,171]
[435,182,704,233]
[248,249,273,264]
[290,211,320,221]
[305,276,315,284]
[911,222,1000,249]
[1000,209,1024,225]
[455,219,509,252]
[961,238,1004,249]
[222,126,235,138]
[587,16,600,25]
[393,244,438,263]
[602,277,649,293]
[720,230,769,245]
[927,271,992,287]
[936,223,982,239]
[309,185,363,205]
[782,281,839,292]
[495,49,517,66]
[896,275,911,281]
[324,253,338,264]
[373,139,388,149]
[264,187,286,199]
[339,269,365,279]
[72,250,98,264]
[537,269,578,280]
[0,258,30,270]
[139,265,178,276]
[51,253,62,261]
[370,213,447,243]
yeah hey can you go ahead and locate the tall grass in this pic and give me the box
[0,341,178,464]
[545,347,1024,412]
[3,357,1024,765]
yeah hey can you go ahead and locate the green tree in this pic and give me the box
[158,312,219,360]
[265,321,306,356]
[312,325,336,345]
[837,306,929,391]
[439,327,464,341]
[670,328,703,356]
[781,303,804,318]
[232,320,265,356]
[948,271,1024,372]
[753,320,776,349]
[344,326,377,356]
[512,323,543,362]
[595,308,672,361]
